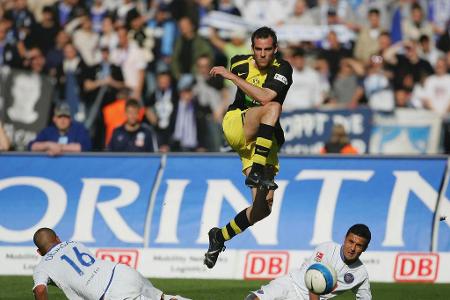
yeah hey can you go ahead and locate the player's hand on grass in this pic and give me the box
[163,294,192,300]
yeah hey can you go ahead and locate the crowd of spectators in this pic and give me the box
[0,0,450,154]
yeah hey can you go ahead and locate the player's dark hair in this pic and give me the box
[346,224,371,247]
[251,26,277,47]
[126,98,141,109]
[33,228,58,254]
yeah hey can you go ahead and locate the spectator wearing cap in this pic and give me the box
[144,67,178,152]
[284,48,323,111]
[108,98,158,152]
[171,74,208,152]
[29,103,92,155]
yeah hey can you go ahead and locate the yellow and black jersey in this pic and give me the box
[227,54,293,146]
[228,54,293,110]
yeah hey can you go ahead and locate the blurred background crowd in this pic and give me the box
[0,0,449,155]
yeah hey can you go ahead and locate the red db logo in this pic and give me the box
[244,251,289,280]
[96,249,139,269]
[394,253,439,282]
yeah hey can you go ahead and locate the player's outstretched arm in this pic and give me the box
[210,66,277,105]
[33,284,48,300]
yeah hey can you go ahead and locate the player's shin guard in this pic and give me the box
[252,123,274,170]
[246,124,276,188]
[250,185,271,224]
[216,209,251,243]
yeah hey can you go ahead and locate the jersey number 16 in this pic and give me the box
[61,247,95,276]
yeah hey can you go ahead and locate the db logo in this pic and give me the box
[96,249,139,269]
[244,251,289,280]
[394,253,439,282]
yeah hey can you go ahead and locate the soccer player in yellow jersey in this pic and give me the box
[204,27,293,268]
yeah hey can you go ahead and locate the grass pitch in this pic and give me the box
[1,276,449,299]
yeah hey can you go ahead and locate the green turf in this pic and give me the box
[1,276,450,299]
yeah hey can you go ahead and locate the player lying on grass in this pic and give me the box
[32,227,190,300]
[246,224,372,300]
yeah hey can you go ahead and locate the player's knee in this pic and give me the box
[263,102,281,120]
[266,198,273,211]
[244,293,259,300]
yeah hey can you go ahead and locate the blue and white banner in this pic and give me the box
[0,154,449,251]
[0,154,161,247]
[370,108,442,154]
[1,154,450,281]
[280,108,373,154]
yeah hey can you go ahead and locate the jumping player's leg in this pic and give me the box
[204,166,276,269]
[204,108,279,269]
[242,102,281,188]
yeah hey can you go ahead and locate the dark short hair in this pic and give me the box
[346,224,371,248]
[411,2,423,11]
[125,98,141,109]
[292,47,305,57]
[251,26,277,47]
[419,34,429,43]
[368,8,380,15]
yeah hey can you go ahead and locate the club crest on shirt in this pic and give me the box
[314,252,324,262]
[135,132,145,147]
[344,273,354,284]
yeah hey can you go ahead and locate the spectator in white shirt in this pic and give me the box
[420,57,450,116]
[110,26,148,101]
[284,48,323,111]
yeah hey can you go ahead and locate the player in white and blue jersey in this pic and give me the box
[32,228,190,300]
[246,224,372,300]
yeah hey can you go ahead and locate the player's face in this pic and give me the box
[252,37,276,69]
[342,233,368,263]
